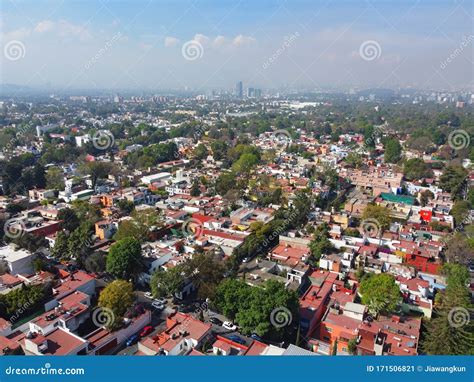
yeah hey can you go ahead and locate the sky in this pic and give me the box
[1,0,473,92]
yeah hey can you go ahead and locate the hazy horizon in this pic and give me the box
[1,0,473,92]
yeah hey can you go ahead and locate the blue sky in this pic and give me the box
[1,0,473,90]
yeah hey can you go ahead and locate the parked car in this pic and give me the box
[222,321,237,331]
[140,326,153,337]
[144,292,153,299]
[227,335,246,345]
[152,301,165,310]
[209,317,223,326]
[250,333,264,342]
[125,334,139,347]
[154,297,166,305]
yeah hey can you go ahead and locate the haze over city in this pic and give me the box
[1,0,473,92]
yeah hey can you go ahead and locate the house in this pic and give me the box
[46,271,96,311]
[29,291,91,335]
[212,335,249,355]
[0,245,37,275]
[23,328,88,355]
[137,312,212,355]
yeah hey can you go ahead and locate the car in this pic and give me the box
[154,297,166,305]
[144,292,153,299]
[140,325,153,337]
[226,335,246,345]
[222,321,237,331]
[209,317,223,326]
[125,334,139,347]
[242,257,250,263]
[250,333,264,342]
[152,301,165,310]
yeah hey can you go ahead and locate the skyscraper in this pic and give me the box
[235,81,243,99]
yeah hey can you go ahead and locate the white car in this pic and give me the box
[144,292,153,299]
[222,321,237,331]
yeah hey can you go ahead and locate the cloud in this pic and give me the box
[1,27,31,41]
[232,34,256,46]
[35,20,54,33]
[164,36,179,47]
[32,20,91,41]
[193,33,210,45]
[212,35,227,48]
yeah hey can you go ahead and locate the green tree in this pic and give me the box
[57,208,80,232]
[444,234,473,268]
[98,280,135,330]
[451,201,471,227]
[384,138,402,163]
[403,158,433,180]
[51,231,69,259]
[420,190,434,207]
[439,164,468,199]
[345,152,363,169]
[359,274,400,315]
[183,252,225,300]
[194,144,208,160]
[361,205,392,231]
[422,264,473,355]
[114,208,162,243]
[150,267,185,298]
[79,161,116,189]
[214,279,299,339]
[308,223,334,264]
[45,166,65,190]
[190,178,200,197]
[106,237,143,281]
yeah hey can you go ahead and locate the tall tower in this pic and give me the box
[235,81,243,99]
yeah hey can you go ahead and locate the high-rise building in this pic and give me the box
[235,81,243,98]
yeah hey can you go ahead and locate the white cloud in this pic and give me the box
[164,36,179,47]
[35,20,54,33]
[212,35,227,48]
[193,33,210,45]
[232,34,256,46]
